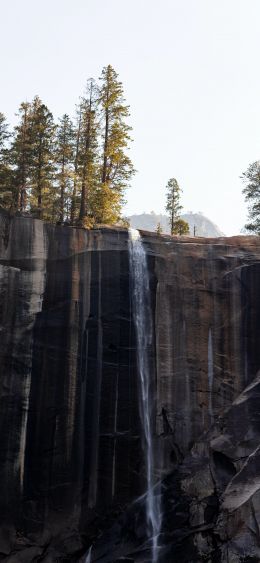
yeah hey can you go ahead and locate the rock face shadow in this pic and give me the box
[0,212,260,562]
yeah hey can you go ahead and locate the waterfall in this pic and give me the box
[128,229,161,563]
[85,545,92,563]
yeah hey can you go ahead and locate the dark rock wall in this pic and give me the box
[0,216,141,561]
[152,238,260,457]
[1,211,260,562]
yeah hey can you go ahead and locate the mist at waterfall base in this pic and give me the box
[128,229,161,563]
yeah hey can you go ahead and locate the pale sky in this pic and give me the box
[2,0,260,235]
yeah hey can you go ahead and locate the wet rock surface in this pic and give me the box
[1,210,260,561]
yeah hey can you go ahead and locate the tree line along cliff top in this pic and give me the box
[0,65,134,229]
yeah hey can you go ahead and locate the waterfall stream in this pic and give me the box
[128,229,161,563]
[85,545,92,563]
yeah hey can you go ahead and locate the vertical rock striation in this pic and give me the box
[0,210,260,562]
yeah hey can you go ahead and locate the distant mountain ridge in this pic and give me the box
[129,212,224,237]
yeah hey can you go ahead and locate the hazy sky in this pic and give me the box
[2,0,260,235]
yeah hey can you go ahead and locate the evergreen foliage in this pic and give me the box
[242,161,260,234]
[10,102,33,212]
[29,96,56,220]
[55,114,75,222]
[98,65,135,223]
[156,222,163,235]
[77,80,99,226]
[0,113,10,152]
[0,113,14,209]
[70,106,82,225]
[0,65,135,227]
[172,218,190,235]
[165,178,189,235]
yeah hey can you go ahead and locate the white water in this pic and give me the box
[128,228,161,563]
[85,545,92,563]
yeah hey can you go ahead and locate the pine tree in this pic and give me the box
[242,161,260,234]
[70,106,81,224]
[0,113,14,210]
[172,218,190,235]
[156,222,163,235]
[78,80,99,226]
[10,102,32,212]
[55,114,75,222]
[0,67,136,226]
[29,96,56,220]
[97,65,135,224]
[0,113,10,153]
[165,178,186,235]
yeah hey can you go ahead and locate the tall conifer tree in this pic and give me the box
[0,66,135,225]
[165,178,189,235]
[70,107,81,224]
[78,79,99,226]
[97,65,134,223]
[242,161,260,234]
[0,113,10,153]
[11,102,32,212]
[0,113,14,209]
[29,96,56,219]
[55,114,75,222]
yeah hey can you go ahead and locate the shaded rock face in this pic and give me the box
[0,211,260,562]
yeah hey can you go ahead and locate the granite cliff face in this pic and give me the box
[0,209,260,562]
